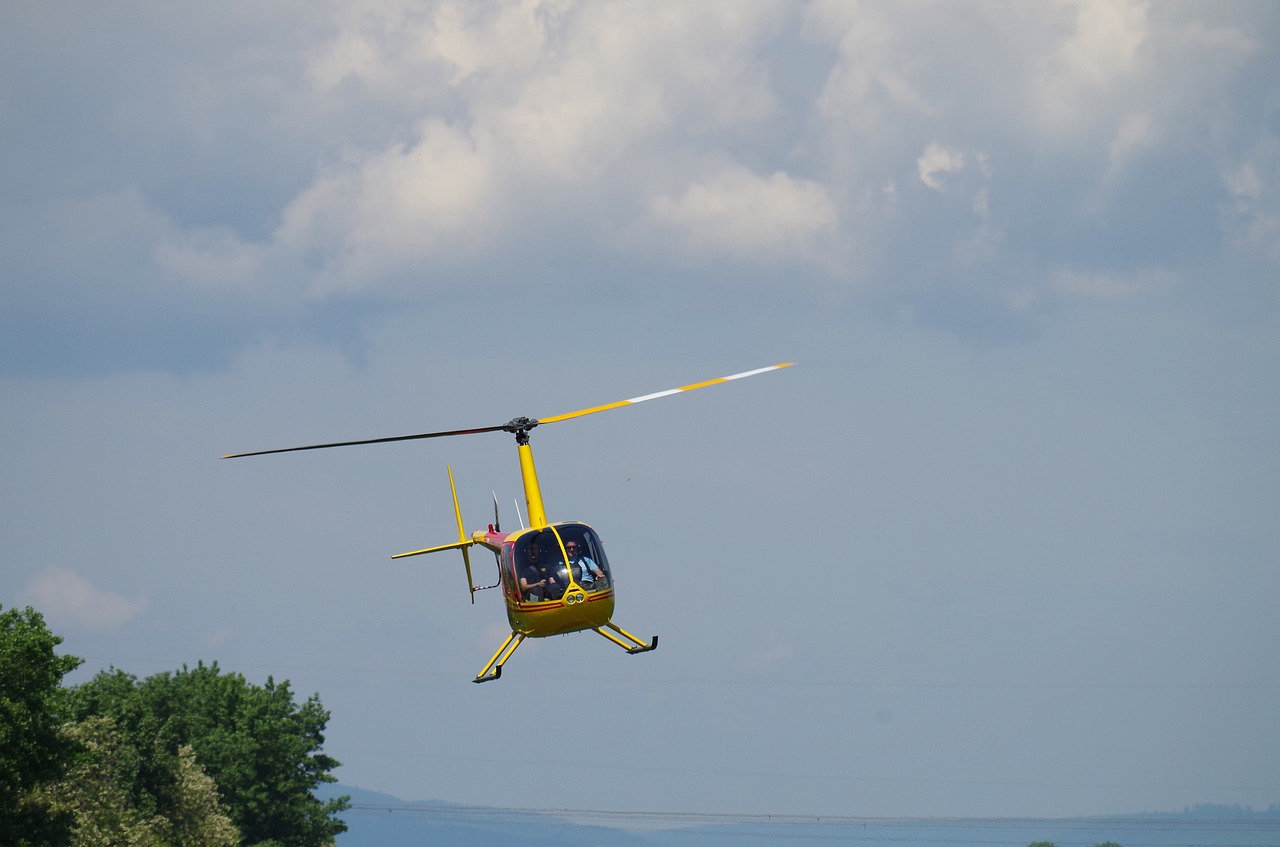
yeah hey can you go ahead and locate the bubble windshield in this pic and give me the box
[511,524,612,602]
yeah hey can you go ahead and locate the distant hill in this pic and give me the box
[320,786,1280,847]
[323,785,653,847]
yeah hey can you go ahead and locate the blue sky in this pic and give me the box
[3,0,1278,819]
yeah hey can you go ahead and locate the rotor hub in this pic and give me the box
[503,416,539,445]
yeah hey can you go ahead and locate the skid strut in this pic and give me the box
[594,621,658,654]
[474,631,526,683]
[475,623,657,683]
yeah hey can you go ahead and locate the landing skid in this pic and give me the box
[594,621,659,654]
[473,631,525,683]
[472,622,657,683]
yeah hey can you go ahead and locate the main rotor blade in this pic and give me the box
[537,362,794,426]
[221,424,508,459]
[223,363,794,459]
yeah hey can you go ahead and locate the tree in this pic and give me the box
[35,716,165,847]
[36,716,240,847]
[165,745,239,847]
[0,605,82,847]
[69,662,348,847]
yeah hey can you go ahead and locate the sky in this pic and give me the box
[3,0,1279,821]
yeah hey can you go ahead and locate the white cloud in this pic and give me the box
[305,1,559,95]
[154,227,267,289]
[648,164,837,260]
[166,0,790,292]
[305,0,782,181]
[917,143,966,191]
[1223,144,1280,264]
[478,1,781,179]
[429,1,562,84]
[1105,112,1157,180]
[307,31,387,93]
[19,567,146,631]
[1225,161,1264,203]
[484,57,670,181]
[807,1,937,149]
[1036,0,1150,128]
[1054,0,1149,84]
[271,119,501,291]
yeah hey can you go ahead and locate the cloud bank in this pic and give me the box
[3,1,1275,373]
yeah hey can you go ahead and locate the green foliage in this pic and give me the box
[38,718,241,847]
[165,745,239,847]
[0,605,83,847]
[36,716,166,847]
[68,662,348,847]
[4,607,345,847]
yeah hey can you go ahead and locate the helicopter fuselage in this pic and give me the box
[474,521,616,638]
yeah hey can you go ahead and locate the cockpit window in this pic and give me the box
[557,525,611,593]
[512,524,611,602]
[514,530,563,602]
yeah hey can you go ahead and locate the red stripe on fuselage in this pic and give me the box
[513,589,613,613]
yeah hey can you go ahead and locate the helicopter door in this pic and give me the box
[499,543,518,602]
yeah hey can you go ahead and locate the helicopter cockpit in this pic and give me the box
[508,523,612,603]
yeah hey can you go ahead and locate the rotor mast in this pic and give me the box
[503,417,548,529]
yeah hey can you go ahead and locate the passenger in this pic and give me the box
[565,540,607,591]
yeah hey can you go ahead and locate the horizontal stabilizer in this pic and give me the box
[391,539,474,559]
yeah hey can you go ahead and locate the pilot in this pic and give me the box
[565,540,606,590]
[519,537,563,601]
[518,539,547,600]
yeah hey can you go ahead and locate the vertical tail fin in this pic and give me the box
[447,466,476,604]
[390,467,477,603]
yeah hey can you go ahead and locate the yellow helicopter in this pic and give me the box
[223,362,793,682]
